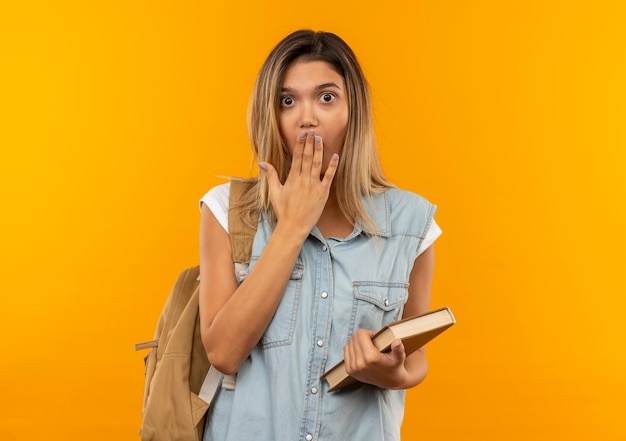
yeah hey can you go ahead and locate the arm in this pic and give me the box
[343,244,435,389]
[199,131,338,375]
[199,205,306,375]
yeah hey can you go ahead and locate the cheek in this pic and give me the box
[278,117,295,156]
[328,111,349,144]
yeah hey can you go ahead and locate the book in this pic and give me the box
[321,306,456,392]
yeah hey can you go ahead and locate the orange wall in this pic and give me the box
[1,1,624,440]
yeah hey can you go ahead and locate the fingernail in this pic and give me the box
[332,153,339,161]
[315,136,321,144]
[258,163,267,171]
[309,130,315,137]
[299,131,307,139]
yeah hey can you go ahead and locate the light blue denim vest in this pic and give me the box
[204,188,436,441]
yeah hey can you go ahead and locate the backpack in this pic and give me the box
[135,180,257,441]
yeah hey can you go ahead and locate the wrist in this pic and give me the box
[273,221,311,244]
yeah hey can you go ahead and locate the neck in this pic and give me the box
[318,191,353,238]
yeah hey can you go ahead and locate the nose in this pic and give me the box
[298,103,317,128]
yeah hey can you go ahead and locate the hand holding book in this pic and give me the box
[342,328,413,390]
[322,307,456,392]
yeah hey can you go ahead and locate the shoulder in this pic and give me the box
[372,188,437,240]
[199,182,231,232]
[384,187,436,218]
[200,182,230,207]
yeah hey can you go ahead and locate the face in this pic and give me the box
[278,60,349,170]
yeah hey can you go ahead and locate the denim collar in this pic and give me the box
[357,190,391,238]
[308,189,392,242]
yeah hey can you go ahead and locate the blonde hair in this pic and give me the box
[241,29,393,233]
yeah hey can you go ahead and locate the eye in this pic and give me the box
[280,96,295,107]
[320,92,336,103]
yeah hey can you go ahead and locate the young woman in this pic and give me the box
[199,29,441,441]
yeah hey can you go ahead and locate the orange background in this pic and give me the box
[1,1,625,440]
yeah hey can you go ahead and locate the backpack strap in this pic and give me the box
[198,365,222,403]
[228,179,258,264]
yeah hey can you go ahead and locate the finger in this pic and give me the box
[311,135,323,178]
[357,329,377,356]
[351,330,375,370]
[300,130,316,176]
[259,162,282,195]
[343,341,352,374]
[387,339,406,365]
[289,131,307,177]
[321,152,340,187]
[345,335,359,374]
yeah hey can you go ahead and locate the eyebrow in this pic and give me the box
[281,82,342,93]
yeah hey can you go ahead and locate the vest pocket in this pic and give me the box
[348,281,409,340]
[259,263,304,349]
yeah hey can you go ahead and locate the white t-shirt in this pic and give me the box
[200,183,442,256]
